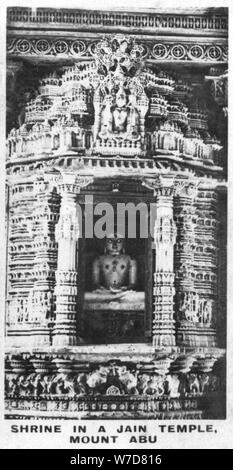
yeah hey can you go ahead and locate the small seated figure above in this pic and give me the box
[92,234,137,294]
[98,86,140,142]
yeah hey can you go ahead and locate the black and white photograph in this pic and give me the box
[0,0,232,451]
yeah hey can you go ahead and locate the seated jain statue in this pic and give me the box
[99,87,140,141]
[92,234,137,293]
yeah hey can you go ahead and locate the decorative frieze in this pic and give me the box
[4,351,225,418]
[7,8,228,32]
[6,154,225,181]
[7,37,228,64]
[5,369,221,399]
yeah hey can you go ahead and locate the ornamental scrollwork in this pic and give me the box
[151,42,227,62]
[8,38,88,58]
[7,37,228,63]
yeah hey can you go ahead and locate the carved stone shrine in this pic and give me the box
[5,6,227,419]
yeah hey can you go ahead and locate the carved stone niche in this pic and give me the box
[80,209,151,344]
[92,35,149,156]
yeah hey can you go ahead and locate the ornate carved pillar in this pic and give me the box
[6,179,35,346]
[144,176,177,348]
[30,179,60,346]
[53,174,93,346]
[217,188,227,348]
[174,181,198,346]
[193,187,219,348]
[173,183,219,349]
[175,183,197,289]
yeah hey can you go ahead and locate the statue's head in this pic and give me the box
[105,233,125,255]
[115,87,127,108]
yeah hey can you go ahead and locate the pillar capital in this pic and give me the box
[57,172,93,195]
[143,176,199,201]
[57,176,93,200]
[41,170,93,196]
[143,175,175,197]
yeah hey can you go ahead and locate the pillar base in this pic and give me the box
[52,333,78,347]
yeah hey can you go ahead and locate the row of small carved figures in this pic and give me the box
[5,370,222,399]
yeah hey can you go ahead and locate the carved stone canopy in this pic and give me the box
[6,29,226,169]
